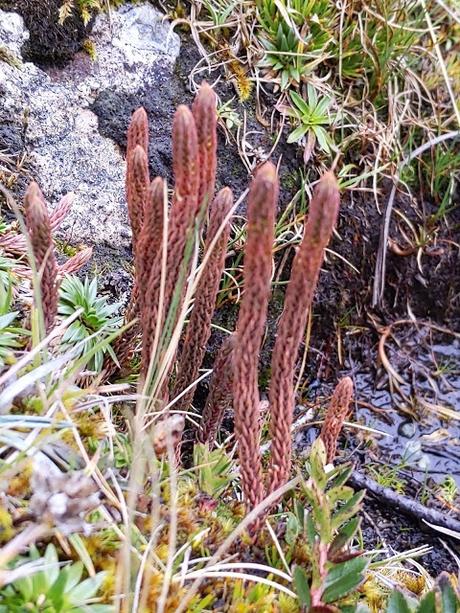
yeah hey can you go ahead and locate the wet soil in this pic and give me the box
[360,497,458,575]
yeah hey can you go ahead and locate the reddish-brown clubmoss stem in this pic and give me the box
[320,377,354,463]
[173,187,233,411]
[24,182,58,333]
[141,105,199,375]
[267,171,340,497]
[233,162,278,512]
[192,82,217,210]
[197,334,235,445]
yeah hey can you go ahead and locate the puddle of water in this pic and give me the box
[353,335,460,486]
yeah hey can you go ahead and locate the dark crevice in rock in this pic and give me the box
[0,0,93,65]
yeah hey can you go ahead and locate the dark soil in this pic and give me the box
[361,497,458,575]
[0,0,92,65]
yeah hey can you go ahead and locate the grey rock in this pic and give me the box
[0,3,180,248]
[398,420,417,438]
[0,9,28,57]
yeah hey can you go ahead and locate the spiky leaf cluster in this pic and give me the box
[58,275,121,372]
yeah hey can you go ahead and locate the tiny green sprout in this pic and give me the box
[437,475,458,505]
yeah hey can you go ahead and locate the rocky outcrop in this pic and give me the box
[0,3,180,248]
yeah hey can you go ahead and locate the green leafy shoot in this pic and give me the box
[58,275,121,372]
[286,87,334,155]
[0,543,113,612]
[193,442,234,497]
[291,438,368,609]
[0,277,26,370]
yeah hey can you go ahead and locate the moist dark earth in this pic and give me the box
[1,5,460,576]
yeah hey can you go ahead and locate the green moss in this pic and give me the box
[54,239,78,257]
[0,505,14,544]
[0,45,22,68]
[82,38,97,60]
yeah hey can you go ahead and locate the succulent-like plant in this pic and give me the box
[58,275,121,372]
[285,87,335,163]
[0,543,112,612]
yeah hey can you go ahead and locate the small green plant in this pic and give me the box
[216,99,241,132]
[58,275,121,372]
[193,442,234,497]
[0,255,17,293]
[368,463,407,495]
[256,0,336,90]
[0,543,113,612]
[202,0,239,27]
[436,475,458,505]
[285,87,334,157]
[0,279,25,369]
[292,438,368,611]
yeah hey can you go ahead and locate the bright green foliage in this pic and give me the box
[256,0,336,90]
[256,0,420,96]
[338,0,420,97]
[0,279,25,369]
[58,275,121,372]
[0,255,17,293]
[292,438,368,610]
[436,475,458,505]
[193,442,234,497]
[286,86,334,153]
[422,144,460,219]
[202,0,239,27]
[0,543,113,612]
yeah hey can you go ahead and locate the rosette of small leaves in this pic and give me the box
[286,87,334,154]
[0,543,112,612]
[0,279,24,370]
[385,572,460,612]
[256,0,336,90]
[58,275,121,372]
[292,438,368,612]
[193,442,234,498]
